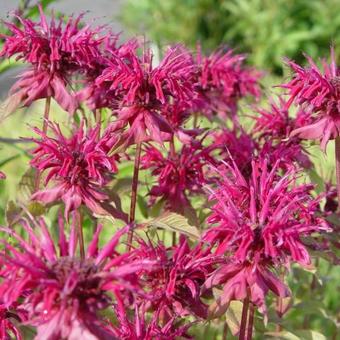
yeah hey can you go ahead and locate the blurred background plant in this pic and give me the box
[122,0,340,75]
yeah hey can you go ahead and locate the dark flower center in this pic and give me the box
[48,257,110,311]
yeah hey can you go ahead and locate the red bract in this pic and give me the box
[30,122,119,219]
[97,45,196,145]
[282,48,340,151]
[141,139,214,214]
[0,5,104,114]
[0,216,152,339]
[195,46,261,121]
[203,159,329,314]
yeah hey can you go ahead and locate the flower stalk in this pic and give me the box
[75,210,85,259]
[246,303,255,339]
[335,137,340,211]
[239,295,249,340]
[127,142,142,249]
[34,96,51,192]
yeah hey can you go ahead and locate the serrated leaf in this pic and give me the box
[18,168,36,203]
[144,212,200,240]
[225,301,243,336]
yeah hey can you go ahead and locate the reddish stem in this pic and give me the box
[34,97,51,191]
[170,138,177,246]
[127,142,142,250]
[335,137,340,211]
[75,210,85,260]
[246,303,255,340]
[95,109,101,140]
[239,296,250,340]
[42,96,51,135]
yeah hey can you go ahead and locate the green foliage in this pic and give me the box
[121,0,340,74]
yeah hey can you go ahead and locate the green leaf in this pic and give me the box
[0,154,20,167]
[144,212,200,240]
[27,201,46,217]
[18,168,36,203]
[225,301,243,336]
[295,331,327,340]
[265,331,300,340]
[5,200,22,226]
[137,194,149,218]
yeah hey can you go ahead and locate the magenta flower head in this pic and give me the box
[30,121,120,219]
[203,159,329,315]
[281,48,340,151]
[0,301,26,340]
[0,215,152,339]
[0,5,103,114]
[141,138,215,214]
[96,45,196,146]
[133,236,216,320]
[210,127,256,178]
[111,300,193,340]
[253,97,312,170]
[195,46,261,121]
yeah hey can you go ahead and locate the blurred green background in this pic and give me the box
[0,1,339,339]
[121,0,340,75]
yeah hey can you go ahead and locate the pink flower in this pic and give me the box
[282,48,340,151]
[97,45,196,145]
[253,97,312,170]
[0,301,26,340]
[133,236,217,320]
[1,5,104,114]
[0,171,5,179]
[30,122,121,219]
[141,138,214,214]
[0,215,152,339]
[203,159,329,314]
[210,127,256,178]
[194,46,261,121]
[111,301,193,340]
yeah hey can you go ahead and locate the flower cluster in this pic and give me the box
[0,4,335,339]
[203,160,329,315]
[30,122,121,219]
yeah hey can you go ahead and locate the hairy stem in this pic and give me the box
[42,96,51,135]
[34,97,51,191]
[127,142,142,250]
[75,210,85,260]
[95,109,101,140]
[335,137,340,211]
[239,296,250,340]
[246,303,255,340]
